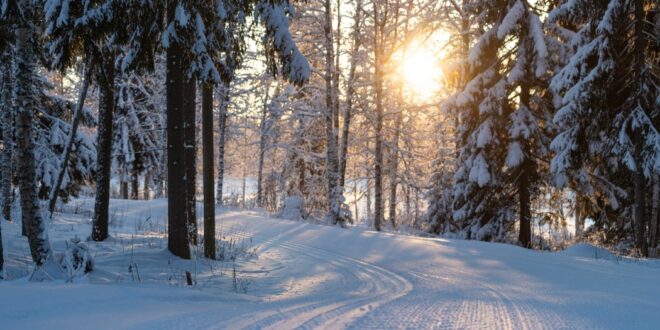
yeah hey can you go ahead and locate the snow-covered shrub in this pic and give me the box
[278,196,308,220]
[61,237,94,280]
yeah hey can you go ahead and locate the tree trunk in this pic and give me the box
[388,111,402,228]
[332,0,341,158]
[0,44,7,261]
[649,174,659,256]
[202,83,215,259]
[256,88,270,208]
[91,52,115,242]
[216,83,229,206]
[338,0,362,190]
[131,163,139,200]
[373,58,384,231]
[323,0,340,225]
[183,80,197,245]
[0,51,13,222]
[48,61,92,214]
[372,3,385,231]
[518,84,532,248]
[353,170,359,221]
[632,0,648,257]
[366,140,372,223]
[575,195,584,237]
[166,1,191,259]
[14,19,52,265]
[241,165,247,207]
[143,172,150,200]
[518,158,532,248]
[0,216,3,276]
[633,157,648,257]
[120,176,129,199]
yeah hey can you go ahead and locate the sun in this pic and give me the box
[398,47,441,100]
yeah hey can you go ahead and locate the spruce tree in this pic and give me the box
[452,0,550,245]
[549,0,658,255]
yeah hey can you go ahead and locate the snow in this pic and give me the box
[1,198,660,328]
[468,153,491,187]
[506,141,524,167]
[476,120,492,148]
[257,1,311,84]
[562,243,615,260]
[278,196,307,220]
[497,1,524,40]
[175,4,189,27]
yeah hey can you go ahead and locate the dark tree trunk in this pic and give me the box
[518,83,532,248]
[14,19,51,265]
[632,0,648,257]
[91,53,115,242]
[166,1,191,259]
[202,83,215,259]
[0,53,6,267]
[48,61,92,214]
[184,80,197,245]
[216,83,229,206]
[120,177,129,199]
[518,158,532,248]
[650,175,659,255]
[143,173,150,200]
[575,195,584,237]
[1,49,13,222]
[633,154,648,256]
[0,217,3,276]
[131,165,139,200]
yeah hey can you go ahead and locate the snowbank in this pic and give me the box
[562,243,615,260]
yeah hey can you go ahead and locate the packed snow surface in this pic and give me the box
[1,199,659,329]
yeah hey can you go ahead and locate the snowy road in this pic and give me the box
[1,199,659,329]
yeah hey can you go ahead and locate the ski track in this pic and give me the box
[216,216,584,330]
[220,235,413,329]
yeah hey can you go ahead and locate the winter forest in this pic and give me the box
[0,0,659,328]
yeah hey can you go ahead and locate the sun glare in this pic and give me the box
[399,47,441,100]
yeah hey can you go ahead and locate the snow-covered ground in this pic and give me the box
[1,198,659,329]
